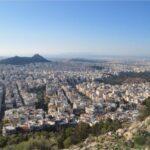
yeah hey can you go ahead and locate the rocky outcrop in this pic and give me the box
[123,116,150,140]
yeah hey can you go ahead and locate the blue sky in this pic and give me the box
[0,1,149,57]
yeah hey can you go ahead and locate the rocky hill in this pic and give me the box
[0,54,50,65]
[69,116,150,150]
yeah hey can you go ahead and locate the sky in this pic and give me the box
[0,1,149,57]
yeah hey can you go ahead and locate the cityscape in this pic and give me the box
[0,1,149,150]
[0,55,149,149]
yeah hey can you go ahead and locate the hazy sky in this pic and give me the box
[0,1,149,57]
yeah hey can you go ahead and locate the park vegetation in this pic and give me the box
[95,71,150,85]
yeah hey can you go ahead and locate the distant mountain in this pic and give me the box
[0,54,51,65]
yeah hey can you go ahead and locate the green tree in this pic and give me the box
[75,122,90,140]
[0,136,7,147]
[63,137,72,148]
[65,127,74,137]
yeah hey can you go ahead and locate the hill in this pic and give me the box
[69,116,150,150]
[0,54,50,65]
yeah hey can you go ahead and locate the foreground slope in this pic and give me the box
[69,117,150,150]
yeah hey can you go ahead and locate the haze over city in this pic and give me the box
[0,1,149,57]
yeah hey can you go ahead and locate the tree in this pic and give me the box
[26,137,52,150]
[91,123,102,136]
[65,127,75,137]
[0,136,7,147]
[75,122,90,140]
[63,137,72,148]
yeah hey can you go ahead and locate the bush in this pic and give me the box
[134,131,150,146]
[27,137,52,150]
[139,97,150,120]
[134,135,146,146]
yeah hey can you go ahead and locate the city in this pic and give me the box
[0,1,149,149]
[0,57,149,138]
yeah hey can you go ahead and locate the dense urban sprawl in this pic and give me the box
[0,58,149,136]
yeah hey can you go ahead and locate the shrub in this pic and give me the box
[134,135,146,146]
[139,97,150,120]
[134,131,150,146]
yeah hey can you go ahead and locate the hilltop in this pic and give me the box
[0,54,50,65]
